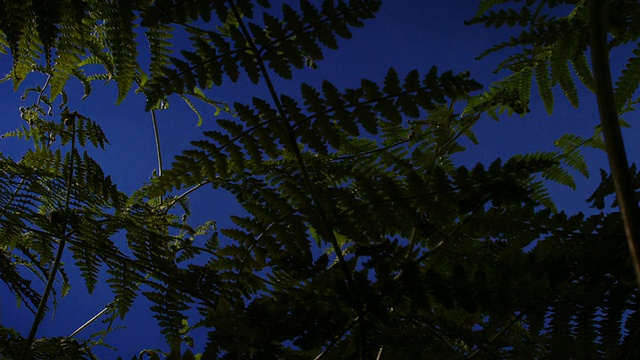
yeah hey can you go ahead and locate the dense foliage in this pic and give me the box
[467,0,640,286]
[0,0,638,359]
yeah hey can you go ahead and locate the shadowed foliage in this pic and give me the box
[0,1,638,359]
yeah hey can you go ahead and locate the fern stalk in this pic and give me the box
[68,302,114,338]
[36,75,51,108]
[588,0,640,287]
[313,316,359,360]
[165,181,210,212]
[151,108,163,178]
[466,312,525,359]
[151,108,163,206]
[227,1,368,357]
[21,114,77,360]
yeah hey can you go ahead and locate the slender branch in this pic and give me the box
[134,75,164,200]
[227,2,368,358]
[375,346,384,360]
[529,1,546,31]
[588,0,640,287]
[420,319,460,355]
[36,75,52,107]
[21,113,77,360]
[149,108,165,206]
[85,304,117,353]
[466,312,525,359]
[313,316,359,360]
[151,109,163,178]
[164,181,211,212]
[68,302,115,338]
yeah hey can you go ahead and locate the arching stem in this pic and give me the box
[21,112,77,360]
[589,0,640,287]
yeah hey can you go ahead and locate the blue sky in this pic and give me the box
[0,1,637,358]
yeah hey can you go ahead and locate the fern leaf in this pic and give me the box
[106,262,142,317]
[95,2,138,104]
[473,0,511,18]
[570,53,594,92]
[10,18,42,90]
[615,45,640,112]
[49,22,86,100]
[71,68,92,100]
[178,94,205,126]
[144,281,190,351]
[552,54,579,108]
[535,60,554,114]
[553,133,592,178]
[542,163,576,189]
[69,241,100,294]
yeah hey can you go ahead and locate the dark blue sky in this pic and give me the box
[0,1,637,358]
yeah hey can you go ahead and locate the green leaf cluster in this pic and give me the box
[466,0,597,114]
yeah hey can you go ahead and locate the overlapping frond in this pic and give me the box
[141,0,381,109]
[615,45,640,113]
[466,1,594,114]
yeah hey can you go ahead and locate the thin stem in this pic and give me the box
[375,346,383,360]
[68,302,115,338]
[466,312,525,359]
[151,108,165,205]
[227,2,368,358]
[21,114,77,360]
[36,75,52,107]
[151,108,163,178]
[313,317,359,360]
[589,0,640,287]
[164,181,211,213]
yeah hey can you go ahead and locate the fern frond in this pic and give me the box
[615,45,640,112]
[535,60,554,114]
[554,133,599,178]
[149,68,480,197]
[93,1,138,104]
[179,87,230,126]
[0,250,42,314]
[68,240,100,294]
[143,0,382,108]
[551,46,579,107]
[144,281,191,351]
[144,24,174,81]
[473,0,511,18]
[541,163,576,189]
[10,17,42,90]
[570,53,594,92]
[529,180,557,212]
[106,261,143,317]
[49,22,87,100]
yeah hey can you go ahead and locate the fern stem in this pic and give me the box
[21,113,77,360]
[1,178,28,227]
[151,108,163,177]
[588,0,640,287]
[165,181,210,212]
[313,316,359,360]
[151,108,164,205]
[227,1,368,357]
[68,302,114,338]
[36,75,51,108]
[466,312,525,359]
